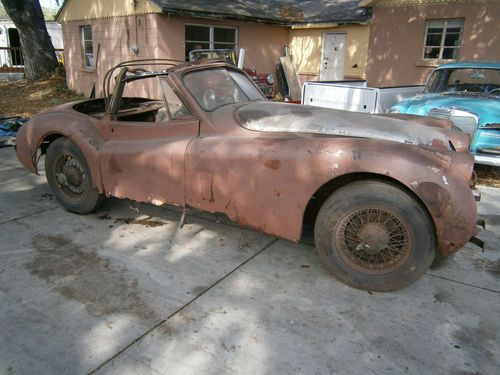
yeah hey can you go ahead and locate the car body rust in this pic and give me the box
[16,59,479,258]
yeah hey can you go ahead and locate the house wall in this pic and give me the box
[156,15,288,74]
[288,24,370,81]
[62,14,160,96]
[365,0,500,87]
[62,13,288,96]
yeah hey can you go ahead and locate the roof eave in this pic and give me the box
[55,0,70,23]
[161,7,289,25]
[290,19,370,29]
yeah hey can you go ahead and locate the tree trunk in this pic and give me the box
[1,0,58,80]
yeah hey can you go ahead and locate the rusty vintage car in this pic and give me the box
[16,59,481,291]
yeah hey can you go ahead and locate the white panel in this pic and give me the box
[302,82,377,113]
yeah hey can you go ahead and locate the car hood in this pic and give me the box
[236,102,469,152]
[393,93,500,125]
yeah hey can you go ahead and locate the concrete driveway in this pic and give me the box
[0,146,499,375]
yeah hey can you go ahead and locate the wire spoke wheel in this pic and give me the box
[45,137,103,214]
[53,153,87,199]
[314,180,436,291]
[335,207,411,275]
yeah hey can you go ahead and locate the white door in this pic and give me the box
[320,33,346,81]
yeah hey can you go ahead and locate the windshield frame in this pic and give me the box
[183,67,266,112]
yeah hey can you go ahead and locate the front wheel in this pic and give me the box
[45,137,103,214]
[314,180,436,292]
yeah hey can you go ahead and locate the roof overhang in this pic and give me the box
[159,6,289,25]
[55,0,69,22]
[291,20,370,29]
[56,0,370,26]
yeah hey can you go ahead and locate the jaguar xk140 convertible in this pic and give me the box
[16,59,482,291]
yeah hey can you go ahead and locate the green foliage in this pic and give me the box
[0,3,58,21]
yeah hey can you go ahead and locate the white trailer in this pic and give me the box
[0,21,62,67]
[301,81,425,114]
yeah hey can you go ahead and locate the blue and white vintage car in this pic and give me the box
[389,62,500,166]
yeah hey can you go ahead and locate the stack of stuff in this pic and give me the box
[0,116,29,147]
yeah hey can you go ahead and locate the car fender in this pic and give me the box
[185,135,476,255]
[15,111,106,193]
[304,142,477,255]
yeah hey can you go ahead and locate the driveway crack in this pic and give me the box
[424,272,500,294]
[0,206,60,226]
[88,237,279,374]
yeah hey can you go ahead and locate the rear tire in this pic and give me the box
[45,137,103,214]
[314,180,436,292]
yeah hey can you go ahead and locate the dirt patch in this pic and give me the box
[472,258,500,278]
[0,70,84,118]
[114,216,165,227]
[25,234,156,320]
[453,323,496,365]
[475,165,500,188]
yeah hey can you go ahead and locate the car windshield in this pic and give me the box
[184,68,265,111]
[424,68,500,97]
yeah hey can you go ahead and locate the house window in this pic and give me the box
[185,24,237,60]
[81,25,94,68]
[423,19,464,60]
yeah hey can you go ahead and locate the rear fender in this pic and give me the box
[15,112,105,193]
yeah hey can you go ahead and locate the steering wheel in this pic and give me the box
[202,89,217,110]
[488,88,500,95]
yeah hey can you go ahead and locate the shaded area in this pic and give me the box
[0,70,83,118]
[98,239,500,375]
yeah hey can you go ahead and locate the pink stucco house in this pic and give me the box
[56,0,371,96]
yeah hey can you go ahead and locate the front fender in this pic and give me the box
[186,135,477,256]
[304,139,477,255]
[15,111,106,193]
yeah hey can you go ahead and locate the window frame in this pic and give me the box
[421,18,464,61]
[80,25,94,69]
[185,23,238,60]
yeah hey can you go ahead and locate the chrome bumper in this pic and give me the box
[473,153,500,167]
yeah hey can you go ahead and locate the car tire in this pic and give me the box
[314,180,436,292]
[45,137,103,214]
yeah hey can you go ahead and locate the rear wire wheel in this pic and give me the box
[314,180,436,291]
[45,137,103,214]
